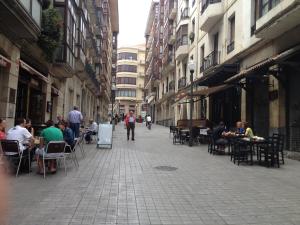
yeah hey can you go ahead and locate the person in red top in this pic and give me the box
[0,119,7,140]
[125,110,136,141]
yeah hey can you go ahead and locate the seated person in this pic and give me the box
[36,120,63,174]
[0,118,7,140]
[235,121,245,135]
[243,122,254,138]
[85,119,98,143]
[212,121,228,146]
[6,118,34,172]
[58,120,75,151]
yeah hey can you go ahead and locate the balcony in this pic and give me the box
[180,7,189,20]
[168,34,176,45]
[169,80,175,92]
[227,41,234,54]
[169,1,177,20]
[178,77,186,89]
[0,0,42,41]
[163,52,175,75]
[175,37,188,61]
[255,0,300,39]
[199,0,224,32]
[203,50,220,72]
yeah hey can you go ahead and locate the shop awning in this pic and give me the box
[190,84,234,97]
[20,60,50,83]
[195,64,239,86]
[225,45,300,84]
[0,54,11,68]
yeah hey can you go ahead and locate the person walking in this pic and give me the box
[68,106,83,138]
[125,110,136,141]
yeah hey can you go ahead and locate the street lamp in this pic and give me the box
[188,60,195,147]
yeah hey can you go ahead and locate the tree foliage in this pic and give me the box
[38,7,62,62]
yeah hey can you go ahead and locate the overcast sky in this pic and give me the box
[118,0,152,47]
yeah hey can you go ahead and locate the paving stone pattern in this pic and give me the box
[9,124,300,225]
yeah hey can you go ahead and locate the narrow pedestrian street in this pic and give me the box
[9,124,300,225]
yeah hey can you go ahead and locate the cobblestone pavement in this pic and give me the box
[8,123,300,225]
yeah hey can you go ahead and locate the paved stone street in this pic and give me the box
[8,124,300,225]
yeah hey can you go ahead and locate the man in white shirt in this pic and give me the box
[6,118,34,172]
[146,115,152,127]
[68,106,83,138]
[6,118,33,152]
[85,119,98,143]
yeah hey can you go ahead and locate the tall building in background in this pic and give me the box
[116,45,145,118]
[144,0,163,123]
[0,0,119,129]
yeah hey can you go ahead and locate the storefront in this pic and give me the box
[15,60,49,125]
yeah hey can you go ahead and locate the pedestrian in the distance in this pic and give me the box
[68,106,83,138]
[125,110,136,141]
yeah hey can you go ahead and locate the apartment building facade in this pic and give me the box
[0,0,119,129]
[145,0,300,152]
[144,0,162,122]
[115,45,145,118]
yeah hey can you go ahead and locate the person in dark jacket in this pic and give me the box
[58,120,75,151]
[212,121,228,146]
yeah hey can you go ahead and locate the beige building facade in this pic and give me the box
[116,45,145,118]
[0,0,119,130]
[145,0,300,152]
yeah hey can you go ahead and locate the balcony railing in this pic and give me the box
[227,41,235,54]
[203,50,220,72]
[178,77,186,89]
[180,8,189,20]
[176,35,188,49]
[201,0,222,14]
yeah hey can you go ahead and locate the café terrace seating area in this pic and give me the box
[170,119,285,168]
[0,130,92,178]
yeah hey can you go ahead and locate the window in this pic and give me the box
[192,0,196,7]
[227,15,235,54]
[190,18,195,44]
[19,0,42,26]
[117,52,138,60]
[259,0,281,17]
[116,77,136,85]
[200,45,205,72]
[176,24,188,48]
[117,65,137,73]
[116,89,136,97]
[166,77,169,92]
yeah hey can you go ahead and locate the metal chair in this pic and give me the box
[231,139,252,165]
[42,141,66,179]
[0,140,30,177]
[272,133,285,164]
[75,132,86,158]
[65,140,79,168]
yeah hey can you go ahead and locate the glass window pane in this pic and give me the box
[32,0,41,26]
[19,0,30,12]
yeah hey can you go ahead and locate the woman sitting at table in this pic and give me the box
[243,122,254,138]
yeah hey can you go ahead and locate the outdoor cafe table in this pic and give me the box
[237,137,267,165]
